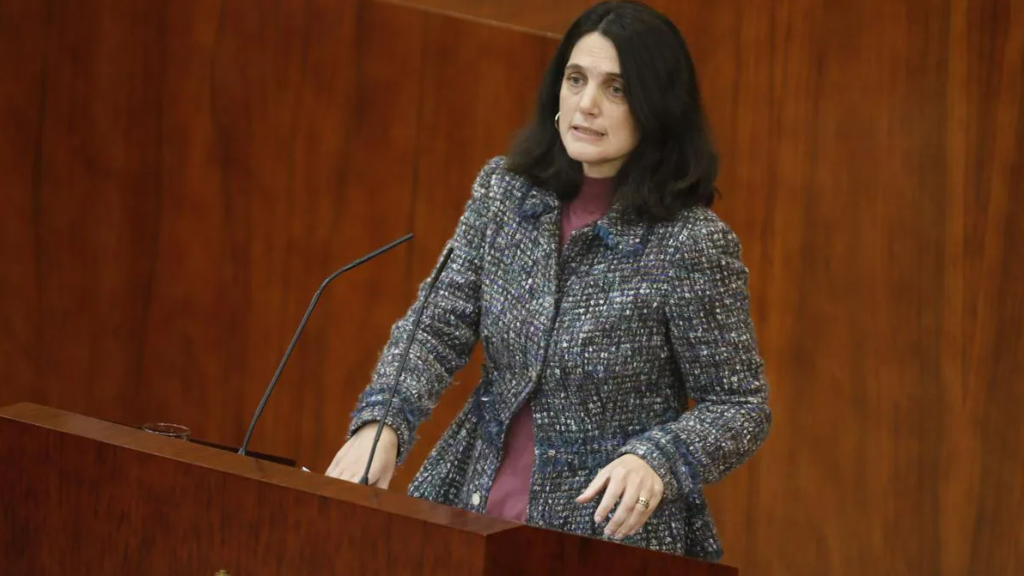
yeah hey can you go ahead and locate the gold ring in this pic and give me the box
[637,496,650,510]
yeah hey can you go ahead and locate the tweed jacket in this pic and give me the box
[349,156,771,560]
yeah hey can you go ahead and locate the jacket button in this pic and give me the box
[471,492,481,506]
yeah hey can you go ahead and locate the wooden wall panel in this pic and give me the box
[0,0,46,409]
[0,0,421,473]
[308,0,429,474]
[943,3,1024,574]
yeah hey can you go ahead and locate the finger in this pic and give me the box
[646,482,665,516]
[375,463,394,489]
[594,468,626,525]
[367,453,387,486]
[325,449,346,479]
[606,475,641,539]
[577,468,610,503]
[622,483,654,538]
[352,456,373,484]
[379,449,398,489]
[328,441,359,480]
[340,453,365,483]
[627,472,665,537]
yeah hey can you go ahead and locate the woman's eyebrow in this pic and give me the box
[564,63,623,80]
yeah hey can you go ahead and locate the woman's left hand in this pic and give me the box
[575,454,665,539]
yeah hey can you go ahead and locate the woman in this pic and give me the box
[326,0,771,561]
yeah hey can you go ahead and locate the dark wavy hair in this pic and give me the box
[505,1,719,223]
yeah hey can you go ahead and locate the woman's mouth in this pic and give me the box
[571,125,605,139]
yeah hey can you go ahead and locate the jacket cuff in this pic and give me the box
[617,432,694,502]
[348,390,417,464]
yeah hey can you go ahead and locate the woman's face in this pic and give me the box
[557,32,640,178]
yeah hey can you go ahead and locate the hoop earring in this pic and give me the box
[554,112,560,130]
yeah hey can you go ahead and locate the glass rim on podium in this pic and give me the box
[141,422,191,440]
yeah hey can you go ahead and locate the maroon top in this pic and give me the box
[484,175,615,522]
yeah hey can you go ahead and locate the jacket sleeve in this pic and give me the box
[617,213,772,501]
[347,157,502,462]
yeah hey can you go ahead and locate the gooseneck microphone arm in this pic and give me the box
[358,245,454,485]
[238,233,414,457]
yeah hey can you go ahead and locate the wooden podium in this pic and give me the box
[0,403,737,575]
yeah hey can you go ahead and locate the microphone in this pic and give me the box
[238,233,414,457]
[359,244,455,485]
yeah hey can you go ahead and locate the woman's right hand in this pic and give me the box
[325,422,399,488]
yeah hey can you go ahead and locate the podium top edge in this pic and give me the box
[0,402,522,537]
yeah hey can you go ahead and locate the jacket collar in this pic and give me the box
[516,184,648,256]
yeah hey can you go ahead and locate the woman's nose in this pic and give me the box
[578,86,601,115]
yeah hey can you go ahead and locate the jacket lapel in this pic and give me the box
[515,184,562,285]
[593,202,649,258]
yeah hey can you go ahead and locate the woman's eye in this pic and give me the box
[567,74,585,86]
[609,84,625,97]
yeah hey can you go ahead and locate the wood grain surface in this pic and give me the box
[0,0,416,471]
